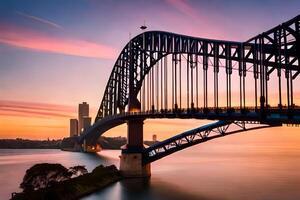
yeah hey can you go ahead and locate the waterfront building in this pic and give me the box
[82,117,92,133]
[70,119,78,137]
[78,102,89,133]
[153,134,157,142]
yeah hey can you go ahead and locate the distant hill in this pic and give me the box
[0,138,61,149]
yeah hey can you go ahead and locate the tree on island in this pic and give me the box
[20,163,88,191]
[69,165,88,178]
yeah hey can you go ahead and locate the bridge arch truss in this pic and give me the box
[96,15,300,122]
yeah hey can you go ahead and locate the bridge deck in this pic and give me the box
[80,107,300,144]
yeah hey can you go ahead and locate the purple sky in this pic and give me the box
[0,0,299,139]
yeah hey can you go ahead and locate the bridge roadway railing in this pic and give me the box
[97,105,300,122]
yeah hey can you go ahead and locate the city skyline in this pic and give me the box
[1,0,300,140]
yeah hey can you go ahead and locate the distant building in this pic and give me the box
[152,134,157,142]
[70,119,78,137]
[82,116,92,133]
[69,102,92,137]
[78,102,89,133]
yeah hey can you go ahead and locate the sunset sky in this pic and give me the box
[0,0,300,140]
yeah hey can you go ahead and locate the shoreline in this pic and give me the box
[0,138,158,150]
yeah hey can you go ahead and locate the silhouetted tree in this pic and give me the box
[68,165,88,178]
[20,163,72,191]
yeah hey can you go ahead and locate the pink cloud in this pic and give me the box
[0,23,117,59]
[0,108,73,118]
[165,0,198,19]
[15,11,63,29]
[0,100,76,118]
[163,0,228,40]
[0,100,76,112]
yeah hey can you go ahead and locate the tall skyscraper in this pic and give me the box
[82,117,92,132]
[78,102,89,133]
[70,119,78,137]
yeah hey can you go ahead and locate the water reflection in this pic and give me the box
[1,127,300,200]
[84,177,216,200]
[0,149,118,198]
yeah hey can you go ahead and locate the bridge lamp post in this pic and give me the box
[140,20,147,31]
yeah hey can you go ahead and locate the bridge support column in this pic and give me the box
[119,119,151,177]
[120,152,151,178]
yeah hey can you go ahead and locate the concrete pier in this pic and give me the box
[119,115,151,177]
[120,153,151,177]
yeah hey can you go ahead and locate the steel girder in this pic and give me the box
[142,120,278,164]
[80,107,300,145]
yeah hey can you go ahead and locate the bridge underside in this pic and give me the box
[142,120,279,164]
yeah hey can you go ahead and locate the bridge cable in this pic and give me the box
[164,56,168,110]
[277,29,282,109]
[147,68,150,111]
[179,54,182,109]
[203,49,208,108]
[187,54,190,109]
[175,54,178,109]
[191,54,194,109]
[161,57,163,111]
[172,54,174,109]
[254,39,258,110]
[156,56,159,111]
[196,55,199,108]
[152,61,155,111]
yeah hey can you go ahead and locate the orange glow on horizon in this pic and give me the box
[1,98,300,140]
[0,115,68,139]
[0,100,77,139]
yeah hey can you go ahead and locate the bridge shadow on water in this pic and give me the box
[81,152,217,199]
[120,177,219,200]
[84,176,218,200]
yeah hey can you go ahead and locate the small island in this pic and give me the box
[11,163,122,200]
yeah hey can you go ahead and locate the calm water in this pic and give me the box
[1,128,300,200]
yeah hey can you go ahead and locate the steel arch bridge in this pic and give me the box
[79,15,300,174]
